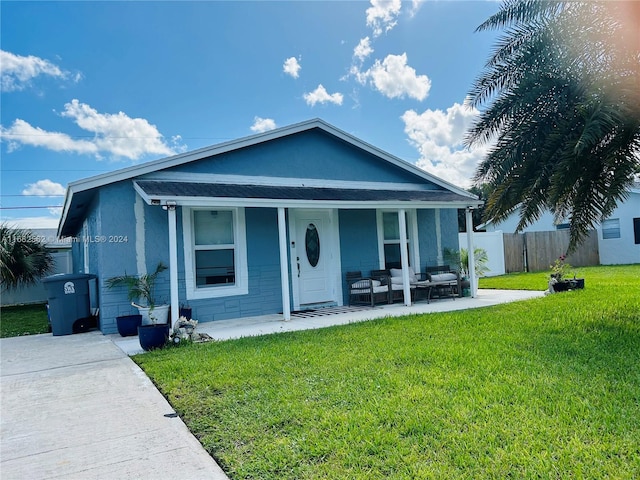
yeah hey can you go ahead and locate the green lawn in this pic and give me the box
[136,264,640,479]
[478,263,638,291]
[0,303,50,338]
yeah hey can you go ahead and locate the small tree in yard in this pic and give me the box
[0,223,54,291]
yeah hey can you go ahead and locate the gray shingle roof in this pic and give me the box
[135,180,473,203]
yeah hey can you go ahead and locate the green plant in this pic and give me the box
[467,2,639,251]
[106,262,167,308]
[550,254,572,281]
[460,247,489,277]
[1,223,54,291]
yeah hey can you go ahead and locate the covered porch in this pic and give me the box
[112,288,544,355]
[134,179,483,329]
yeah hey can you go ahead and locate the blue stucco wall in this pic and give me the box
[338,209,380,304]
[417,208,461,269]
[92,191,288,333]
[180,207,285,323]
[168,129,440,187]
[91,182,150,333]
[83,193,461,334]
[440,208,461,260]
[417,209,438,267]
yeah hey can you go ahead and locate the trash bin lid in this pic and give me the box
[43,273,97,283]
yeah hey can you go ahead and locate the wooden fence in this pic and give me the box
[503,230,600,273]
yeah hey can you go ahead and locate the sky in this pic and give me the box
[1,0,501,229]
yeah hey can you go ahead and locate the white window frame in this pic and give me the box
[376,209,420,271]
[182,207,248,299]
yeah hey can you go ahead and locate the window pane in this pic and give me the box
[383,212,399,240]
[602,218,620,239]
[305,224,320,267]
[384,244,401,269]
[194,210,234,245]
[195,249,235,286]
[634,218,640,245]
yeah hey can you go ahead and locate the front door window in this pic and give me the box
[305,223,320,267]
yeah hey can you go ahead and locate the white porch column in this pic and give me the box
[465,208,477,298]
[167,204,179,328]
[278,207,291,321]
[398,209,412,306]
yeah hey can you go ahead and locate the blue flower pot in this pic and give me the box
[116,314,142,337]
[138,323,169,351]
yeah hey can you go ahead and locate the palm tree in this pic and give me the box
[466,0,640,251]
[460,247,489,278]
[106,262,168,308]
[0,223,54,290]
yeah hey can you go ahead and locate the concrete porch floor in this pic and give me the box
[111,289,545,356]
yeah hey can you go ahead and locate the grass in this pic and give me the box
[0,303,50,338]
[135,264,640,479]
[478,263,637,291]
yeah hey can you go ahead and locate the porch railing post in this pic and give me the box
[398,209,412,306]
[278,207,291,321]
[465,208,477,298]
[167,204,179,329]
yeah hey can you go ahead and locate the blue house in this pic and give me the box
[58,119,482,334]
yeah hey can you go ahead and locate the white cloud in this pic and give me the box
[0,50,79,92]
[283,56,301,78]
[1,119,98,155]
[22,179,65,197]
[250,117,277,133]
[48,206,63,217]
[409,0,425,17]
[303,85,344,107]
[402,100,489,188]
[1,99,182,161]
[362,53,431,101]
[354,37,374,62]
[366,0,402,37]
[2,216,61,229]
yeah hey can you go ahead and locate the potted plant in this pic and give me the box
[460,247,489,278]
[458,247,489,296]
[115,313,142,337]
[106,262,170,350]
[549,255,584,292]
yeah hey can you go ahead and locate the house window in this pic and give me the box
[183,207,248,299]
[602,218,621,239]
[193,210,236,286]
[634,218,640,245]
[379,211,414,270]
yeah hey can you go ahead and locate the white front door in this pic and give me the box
[290,209,340,308]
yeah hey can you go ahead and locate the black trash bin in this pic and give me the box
[43,273,97,336]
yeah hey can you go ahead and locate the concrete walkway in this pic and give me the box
[0,332,228,480]
[1,289,543,479]
[112,289,544,355]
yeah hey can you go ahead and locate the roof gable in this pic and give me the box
[59,119,479,236]
[161,128,433,186]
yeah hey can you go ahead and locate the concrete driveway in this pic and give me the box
[0,332,228,480]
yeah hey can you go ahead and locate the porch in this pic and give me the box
[111,288,544,355]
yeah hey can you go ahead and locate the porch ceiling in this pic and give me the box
[134,180,481,208]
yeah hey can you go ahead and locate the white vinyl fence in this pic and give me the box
[459,231,506,277]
